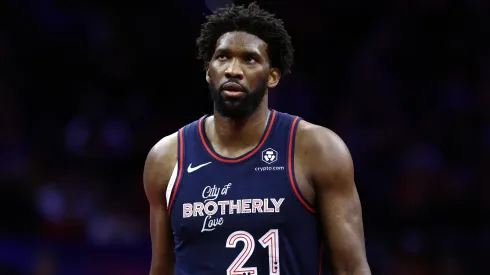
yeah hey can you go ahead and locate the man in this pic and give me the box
[144,3,370,275]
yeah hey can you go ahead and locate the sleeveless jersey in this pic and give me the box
[166,110,330,275]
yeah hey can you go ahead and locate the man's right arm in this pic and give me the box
[143,133,178,275]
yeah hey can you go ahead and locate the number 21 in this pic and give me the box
[226,229,280,275]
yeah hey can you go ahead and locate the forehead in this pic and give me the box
[215,31,268,57]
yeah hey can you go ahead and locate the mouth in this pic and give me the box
[222,90,245,98]
[221,82,245,98]
[222,82,244,91]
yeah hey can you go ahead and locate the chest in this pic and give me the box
[170,112,318,242]
[174,160,296,231]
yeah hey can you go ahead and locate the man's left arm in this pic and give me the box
[303,124,371,275]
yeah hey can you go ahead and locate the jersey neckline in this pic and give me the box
[197,109,277,163]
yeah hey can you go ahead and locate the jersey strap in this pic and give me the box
[166,128,185,214]
[287,116,316,213]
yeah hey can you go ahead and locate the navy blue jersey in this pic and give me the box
[166,110,330,275]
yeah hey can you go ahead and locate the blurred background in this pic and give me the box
[0,0,488,274]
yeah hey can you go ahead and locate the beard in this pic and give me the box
[208,78,268,119]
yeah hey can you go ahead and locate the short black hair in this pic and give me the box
[196,2,294,75]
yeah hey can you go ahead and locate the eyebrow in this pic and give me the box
[215,48,262,58]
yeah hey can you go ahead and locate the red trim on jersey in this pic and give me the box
[198,110,277,163]
[287,116,316,213]
[167,129,184,214]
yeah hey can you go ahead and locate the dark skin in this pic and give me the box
[143,31,371,275]
[144,132,177,275]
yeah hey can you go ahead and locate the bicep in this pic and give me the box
[148,200,175,274]
[310,129,369,273]
[143,146,176,275]
[317,181,367,270]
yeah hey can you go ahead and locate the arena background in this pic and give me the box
[0,0,488,274]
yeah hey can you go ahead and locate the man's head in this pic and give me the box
[196,3,294,119]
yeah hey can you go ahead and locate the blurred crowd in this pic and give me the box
[0,0,488,274]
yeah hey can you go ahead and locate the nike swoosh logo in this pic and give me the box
[187,162,212,173]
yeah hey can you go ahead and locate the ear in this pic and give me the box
[205,62,210,84]
[267,68,281,89]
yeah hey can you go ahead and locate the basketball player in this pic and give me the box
[144,3,370,275]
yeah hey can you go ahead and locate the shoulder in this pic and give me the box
[143,131,180,199]
[295,120,354,185]
[295,120,351,162]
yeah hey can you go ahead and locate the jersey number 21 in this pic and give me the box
[226,229,280,275]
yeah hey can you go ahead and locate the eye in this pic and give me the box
[245,56,256,63]
[217,55,227,61]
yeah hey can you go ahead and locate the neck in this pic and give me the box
[210,98,270,149]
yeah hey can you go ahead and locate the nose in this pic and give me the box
[224,59,244,80]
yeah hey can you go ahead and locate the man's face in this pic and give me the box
[206,31,280,119]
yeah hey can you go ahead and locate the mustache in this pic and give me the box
[219,80,247,92]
